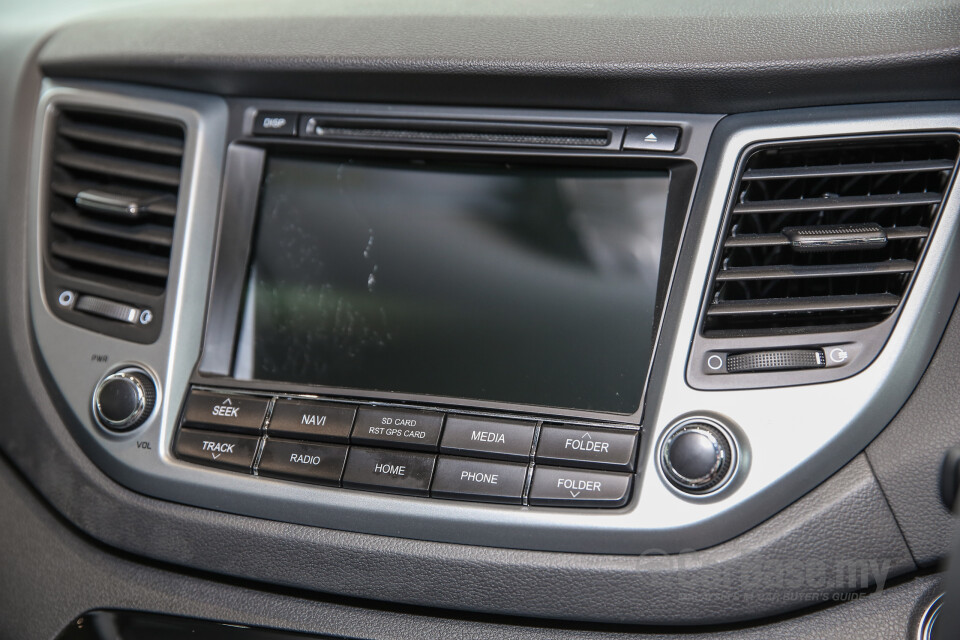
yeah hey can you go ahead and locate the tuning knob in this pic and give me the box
[660,420,736,494]
[93,368,157,432]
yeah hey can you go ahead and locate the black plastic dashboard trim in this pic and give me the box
[0,448,941,639]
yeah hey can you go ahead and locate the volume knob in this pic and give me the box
[93,369,157,431]
[660,420,735,494]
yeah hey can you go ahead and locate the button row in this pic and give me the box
[174,428,632,507]
[180,389,638,470]
[176,388,638,507]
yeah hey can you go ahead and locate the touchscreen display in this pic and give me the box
[233,156,669,413]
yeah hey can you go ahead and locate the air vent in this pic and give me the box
[704,135,959,334]
[43,108,185,341]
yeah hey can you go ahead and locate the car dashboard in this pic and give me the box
[2,1,960,639]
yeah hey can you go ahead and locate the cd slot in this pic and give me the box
[301,116,622,149]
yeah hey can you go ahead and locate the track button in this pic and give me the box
[174,428,259,473]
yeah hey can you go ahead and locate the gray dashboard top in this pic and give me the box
[22,0,960,112]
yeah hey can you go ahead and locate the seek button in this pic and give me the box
[181,389,269,434]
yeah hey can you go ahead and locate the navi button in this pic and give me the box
[269,399,356,442]
[342,447,436,496]
[174,428,259,473]
[440,415,535,461]
[351,407,445,451]
[430,456,527,504]
[535,425,638,471]
[258,438,348,486]
[529,466,632,507]
[181,389,269,434]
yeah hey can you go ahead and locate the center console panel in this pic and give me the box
[24,80,960,561]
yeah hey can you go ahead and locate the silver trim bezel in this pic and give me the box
[27,82,960,553]
[917,593,943,640]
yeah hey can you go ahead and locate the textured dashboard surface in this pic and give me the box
[36,0,960,113]
[0,453,941,640]
[867,296,960,566]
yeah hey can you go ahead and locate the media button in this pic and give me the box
[351,407,444,451]
[440,415,535,461]
[181,389,269,434]
[258,438,348,486]
[269,399,356,442]
[430,456,527,504]
[174,428,259,473]
[529,466,632,507]
[535,425,638,471]
[342,447,436,496]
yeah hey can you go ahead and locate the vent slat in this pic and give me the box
[725,225,930,249]
[741,159,956,181]
[885,226,932,241]
[54,150,181,187]
[705,135,959,334]
[58,119,184,157]
[50,240,170,279]
[715,260,915,282]
[707,293,902,317]
[50,209,174,248]
[733,192,942,215]
[51,179,177,217]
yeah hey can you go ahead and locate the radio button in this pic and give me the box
[269,399,356,442]
[535,425,638,471]
[174,428,259,473]
[351,407,445,451]
[181,389,269,434]
[258,438,348,486]
[440,415,535,461]
[431,456,527,504]
[529,466,632,507]
[342,447,436,496]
